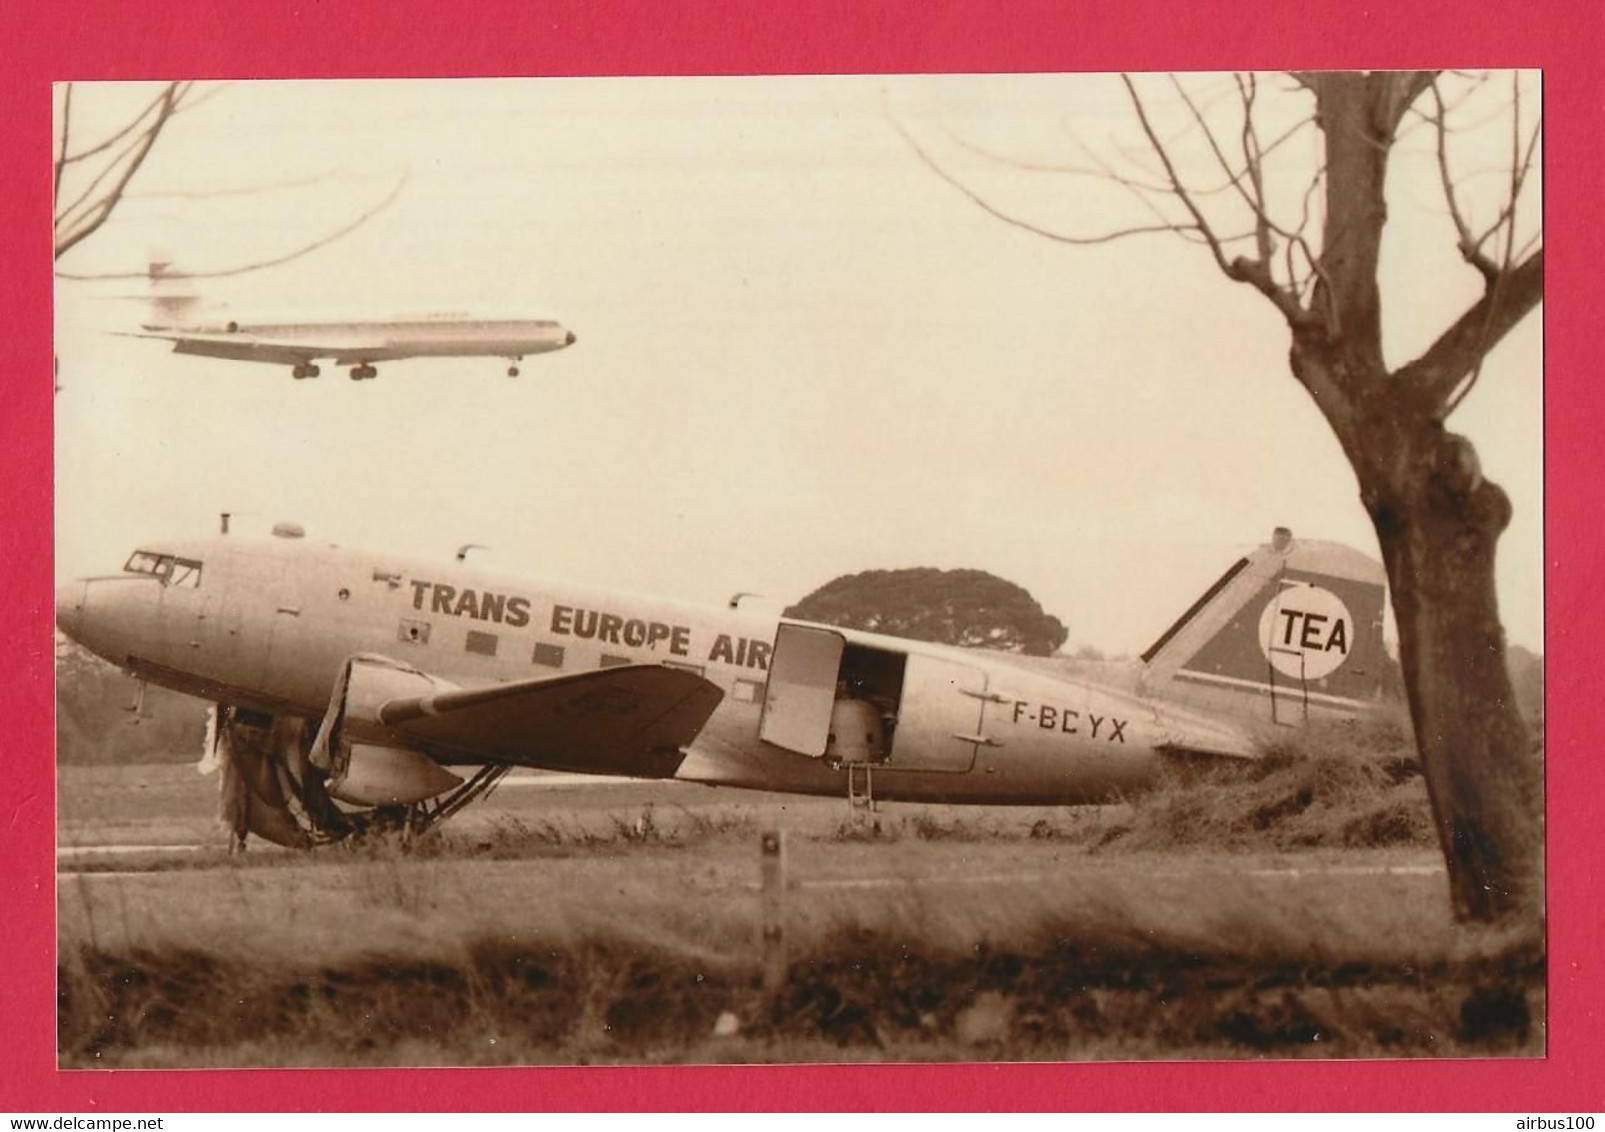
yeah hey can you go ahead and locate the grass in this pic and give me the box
[56,829,1542,1066]
[1080,714,1440,853]
[58,866,1542,1066]
[54,719,1548,1066]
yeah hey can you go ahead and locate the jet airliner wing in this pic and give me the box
[373,663,726,778]
[115,330,323,366]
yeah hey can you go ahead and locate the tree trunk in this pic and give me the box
[1292,342,1542,929]
[1371,438,1541,926]
[1360,416,1541,926]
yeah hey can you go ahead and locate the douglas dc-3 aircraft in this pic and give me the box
[55,525,1388,848]
[119,263,576,380]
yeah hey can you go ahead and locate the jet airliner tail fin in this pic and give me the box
[145,259,203,328]
[1137,528,1389,726]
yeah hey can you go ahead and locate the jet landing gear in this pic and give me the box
[507,356,522,377]
[291,363,321,380]
[348,364,378,381]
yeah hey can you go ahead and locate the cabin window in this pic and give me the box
[398,619,431,645]
[600,654,631,668]
[532,642,565,668]
[662,660,706,678]
[465,630,498,657]
[124,551,203,588]
[732,677,765,703]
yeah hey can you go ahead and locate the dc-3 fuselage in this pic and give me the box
[56,528,1389,840]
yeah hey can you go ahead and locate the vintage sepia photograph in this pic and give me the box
[52,71,1543,1068]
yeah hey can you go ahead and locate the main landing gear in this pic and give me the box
[290,363,321,380]
[348,364,378,381]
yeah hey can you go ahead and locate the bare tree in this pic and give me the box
[899,71,1543,927]
[53,81,404,273]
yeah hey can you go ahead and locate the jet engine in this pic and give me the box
[309,654,465,806]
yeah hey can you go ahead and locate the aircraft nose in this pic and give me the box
[564,330,577,347]
[55,580,87,641]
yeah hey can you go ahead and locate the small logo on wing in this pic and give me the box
[555,686,645,719]
[1257,583,1353,681]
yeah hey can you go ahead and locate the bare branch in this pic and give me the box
[1052,121,1222,242]
[1438,74,1541,419]
[170,81,233,116]
[1169,76,1260,217]
[1502,71,1523,275]
[1374,71,1440,136]
[1121,78,1234,276]
[943,126,1171,191]
[1122,75,1311,327]
[54,83,72,202]
[1427,74,1541,298]
[886,97,1195,247]
[1405,74,1519,141]
[1396,249,1544,414]
[1429,80,1499,284]
[1089,113,1315,200]
[1235,74,1275,272]
[54,85,189,234]
[56,173,410,281]
[55,85,181,261]
[58,83,176,166]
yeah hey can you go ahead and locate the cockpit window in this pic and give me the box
[124,551,203,588]
[168,559,202,588]
[124,551,167,579]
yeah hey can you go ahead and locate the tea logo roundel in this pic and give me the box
[1257,583,1353,681]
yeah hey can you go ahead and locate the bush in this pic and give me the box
[1101,714,1437,852]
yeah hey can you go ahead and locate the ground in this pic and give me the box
[56,761,1543,1067]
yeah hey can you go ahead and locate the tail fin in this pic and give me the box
[145,259,202,328]
[1138,528,1389,725]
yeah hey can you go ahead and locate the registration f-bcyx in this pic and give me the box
[56,523,1388,846]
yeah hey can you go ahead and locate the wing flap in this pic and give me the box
[379,664,725,778]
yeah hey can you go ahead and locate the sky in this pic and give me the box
[52,73,1543,656]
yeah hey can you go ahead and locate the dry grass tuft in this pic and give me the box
[1093,715,1438,852]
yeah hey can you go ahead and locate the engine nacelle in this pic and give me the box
[311,654,465,806]
[325,743,464,806]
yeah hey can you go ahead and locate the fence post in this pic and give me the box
[760,829,787,994]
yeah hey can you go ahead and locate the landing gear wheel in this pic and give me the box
[349,364,377,381]
[292,363,315,380]
[308,364,321,378]
[507,365,520,377]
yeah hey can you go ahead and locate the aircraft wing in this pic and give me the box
[373,663,726,778]
[115,331,322,366]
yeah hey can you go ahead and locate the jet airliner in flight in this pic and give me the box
[121,263,576,380]
[55,526,1388,848]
